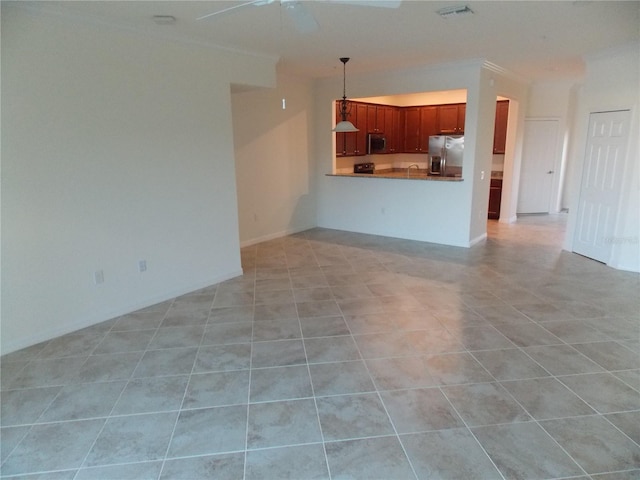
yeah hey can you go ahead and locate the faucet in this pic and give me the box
[407,164,420,177]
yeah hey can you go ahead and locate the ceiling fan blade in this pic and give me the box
[197,1,265,21]
[283,1,320,33]
[321,0,401,8]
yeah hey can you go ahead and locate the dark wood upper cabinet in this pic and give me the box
[345,102,367,155]
[402,107,421,152]
[366,104,386,133]
[402,106,438,153]
[337,100,502,157]
[419,106,438,152]
[336,101,401,156]
[438,103,465,134]
[335,101,367,157]
[335,101,347,156]
[457,104,466,133]
[493,100,509,154]
[385,106,400,153]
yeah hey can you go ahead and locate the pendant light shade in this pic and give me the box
[333,120,359,133]
[332,57,359,133]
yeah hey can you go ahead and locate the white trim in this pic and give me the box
[240,225,315,248]
[482,61,530,85]
[469,233,488,247]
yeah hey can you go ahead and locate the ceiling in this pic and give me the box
[25,1,640,81]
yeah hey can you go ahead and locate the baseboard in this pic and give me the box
[469,233,488,247]
[1,269,243,356]
[240,225,315,248]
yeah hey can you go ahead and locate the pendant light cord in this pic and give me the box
[339,57,350,121]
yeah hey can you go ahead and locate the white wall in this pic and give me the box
[564,42,640,273]
[314,60,529,247]
[1,5,277,353]
[232,73,317,247]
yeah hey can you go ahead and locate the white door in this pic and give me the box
[573,110,630,263]
[517,119,558,213]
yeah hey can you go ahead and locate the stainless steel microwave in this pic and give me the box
[367,133,387,154]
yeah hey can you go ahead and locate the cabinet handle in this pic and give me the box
[547,170,554,174]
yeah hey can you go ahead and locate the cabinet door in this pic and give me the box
[403,107,420,152]
[493,101,509,154]
[338,102,367,156]
[488,179,503,219]
[343,101,358,156]
[367,105,377,133]
[457,104,466,133]
[419,106,438,152]
[336,101,347,156]
[385,106,400,153]
[344,130,357,156]
[367,105,386,133]
[438,105,459,134]
[377,107,386,133]
[438,104,465,134]
[354,103,368,155]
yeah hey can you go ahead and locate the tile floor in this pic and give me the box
[1,215,639,479]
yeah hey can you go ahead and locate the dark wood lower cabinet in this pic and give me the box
[488,179,502,219]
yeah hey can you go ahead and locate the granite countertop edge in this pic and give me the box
[326,172,464,182]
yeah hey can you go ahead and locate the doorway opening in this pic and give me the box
[487,96,519,234]
[487,213,568,250]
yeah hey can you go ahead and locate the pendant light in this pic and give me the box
[332,57,359,133]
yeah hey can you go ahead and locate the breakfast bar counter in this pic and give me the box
[326,169,464,181]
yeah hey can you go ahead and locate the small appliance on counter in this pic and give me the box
[429,135,464,176]
[354,162,375,174]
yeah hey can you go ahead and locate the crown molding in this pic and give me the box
[482,61,530,85]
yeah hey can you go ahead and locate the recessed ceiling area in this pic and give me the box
[355,90,468,107]
[22,0,640,81]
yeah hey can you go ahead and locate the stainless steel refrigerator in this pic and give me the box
[428,135,464,176]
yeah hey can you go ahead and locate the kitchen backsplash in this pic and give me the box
[337,153,504,174]
[492,154,505,171]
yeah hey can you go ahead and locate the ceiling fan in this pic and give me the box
[197,0,402,34]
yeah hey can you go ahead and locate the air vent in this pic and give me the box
[437,5,474,18]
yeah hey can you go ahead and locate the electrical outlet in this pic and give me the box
[138,260,147,273]
[94,270,104,285]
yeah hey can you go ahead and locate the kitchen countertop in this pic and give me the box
[327,168,464,182]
